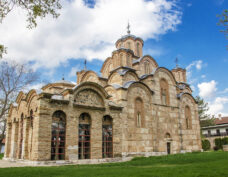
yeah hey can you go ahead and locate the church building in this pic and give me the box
[4,27,202,162]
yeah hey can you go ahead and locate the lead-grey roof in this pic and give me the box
[55,80,75,85]
[116,34,144,43]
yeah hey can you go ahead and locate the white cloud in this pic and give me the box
[186,60,203,82]
[197,80,217,99]
[208,97,228,116]
[23,83,45,93]
[186,60,203,71]
[69,65,81,77]
[0,0,182,69]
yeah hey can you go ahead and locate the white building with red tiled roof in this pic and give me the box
[202,115,228,149]
[202,115,228,137]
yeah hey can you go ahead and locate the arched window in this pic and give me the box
[127,54,131,67]
[19,113,24,159]
[136,43,140,56]
[135,97,144,127]
[102,115,113,158]
[120,54,123,66]
[127,42,131,49]
[51,110,66,160]
[185,106,192,129]
[144,60,150,74]
[160,79,169,105]
[78,113,91,159]
[165,133,171,139]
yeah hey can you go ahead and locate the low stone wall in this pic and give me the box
[223,145,228,152]
[205,136,228,150]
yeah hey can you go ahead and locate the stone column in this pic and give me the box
[91,111,102,159]
[36,112,52,161]
[23,116,30,159]
[4,123,12,158]
[10,121,19,158]
[65,112,78,161]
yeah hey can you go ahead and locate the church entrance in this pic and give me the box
[167,142,171,154]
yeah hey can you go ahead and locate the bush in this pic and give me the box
[202,139,211,151]
[215,138,222,150]
[222,137,228,145]
[214,137,228,150]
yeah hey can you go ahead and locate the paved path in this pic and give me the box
[0,160,65,168]
[0,160,34,168]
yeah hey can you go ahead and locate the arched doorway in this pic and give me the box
[165,133,171,154]
[102,115,113,158]
[51,110,66,160]
[78,113,91,159]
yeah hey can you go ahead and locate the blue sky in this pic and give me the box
[1,0,228,116]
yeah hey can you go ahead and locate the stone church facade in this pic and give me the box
[4,31,202,162]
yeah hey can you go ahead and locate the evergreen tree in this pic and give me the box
[195,96,215,127]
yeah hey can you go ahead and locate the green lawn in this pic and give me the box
[0,151,228,177]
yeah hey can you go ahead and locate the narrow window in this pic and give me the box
[51,110,66,160]
[127,54,131,67]
[185,106,191,129]
[120,54,123,66]
[144,61,150,74]
[135,98,143,127]
[137,112,141,127]
[160,79,169,105]
[136,43,140,56]
[127,42,131,49]
[78,113,91,159]
[102,115,113,158]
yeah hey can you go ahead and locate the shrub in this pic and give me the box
[222,137,228,145]
[214,137,228,150]
[214,138,223,150]
[202,139,211,151]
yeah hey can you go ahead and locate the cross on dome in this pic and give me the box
[127,22,131,35]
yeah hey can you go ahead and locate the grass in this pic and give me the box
[0,151,228,177]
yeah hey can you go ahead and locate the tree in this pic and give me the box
[0,60,38,152]
[0,0,62,58]
[217,9,228,49]
[195,96,215,127]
